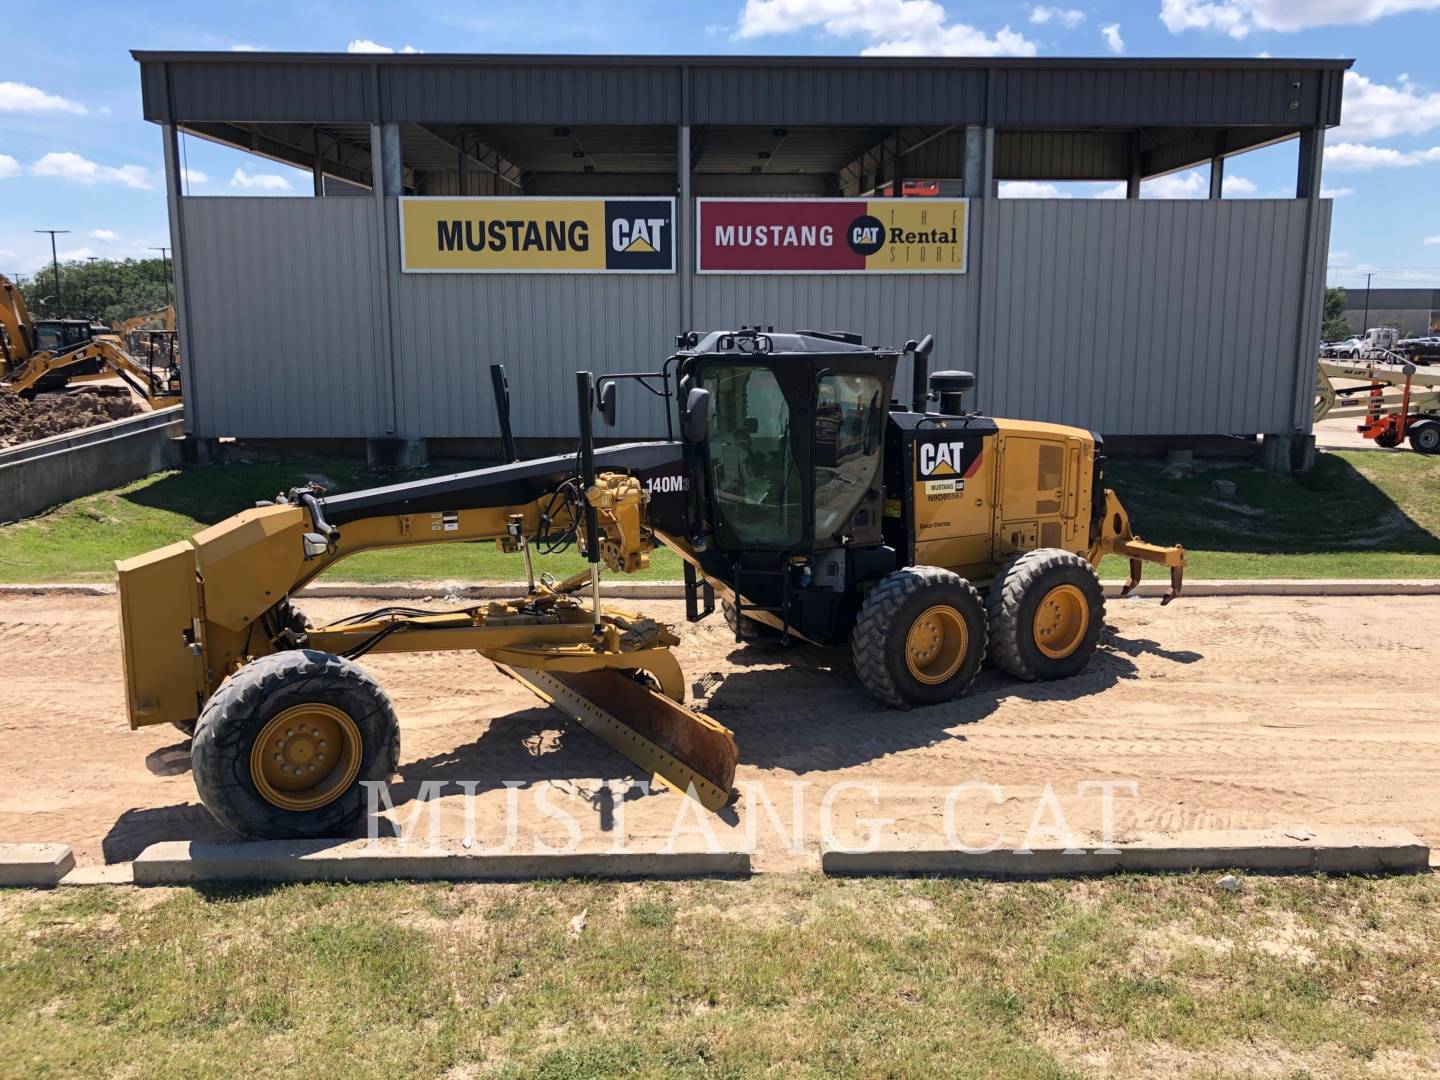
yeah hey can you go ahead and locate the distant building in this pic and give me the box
[1337,288,1440,337]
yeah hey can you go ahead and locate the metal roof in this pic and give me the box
[135,51,1351,129]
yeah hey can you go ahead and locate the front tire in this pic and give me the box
[851,567,987,709]
[986,549,1105,681]
[191,650,399,840]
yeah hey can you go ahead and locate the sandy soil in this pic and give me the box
[1,593,1436,870]
[0,385,142,448]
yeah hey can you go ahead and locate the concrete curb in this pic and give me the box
[0,843,76,888]
[6,579,1440,601]
[132,839,751,885]
[821,829,1431,878]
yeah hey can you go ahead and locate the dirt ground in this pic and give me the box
[0,385,142,448]
[1,592,1437,870]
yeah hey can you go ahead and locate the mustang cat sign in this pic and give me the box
[400,197,675,273]
[696,198,968,274]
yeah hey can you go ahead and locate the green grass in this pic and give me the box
[1,873,1438,1077]
[0,447,1436,584]
[1096,450,1440,580]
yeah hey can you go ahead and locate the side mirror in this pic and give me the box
[683,387,711,443]
[597,380,617,428]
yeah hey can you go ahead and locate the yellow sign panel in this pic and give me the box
[400,197,676,274]
[861,200,968,272]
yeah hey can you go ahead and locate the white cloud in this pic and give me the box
[88,229,118,242]
[1325,141,1440,170]
[230,167,293,191]
[1145,170,1209,198]
[1100,22,1125,53]
[0,81,87,116]
[733,0,1037,56]
[1425,235,1440,245]
[1320,186,1355,197]
[32,152,152,189]
[1334,71,1440,142]
[1160,0,1440,38]
[0,154,20,179]
[1029,6,1084,28]
[346,38,421,53]
[231,44,260,51]
[998,181,1072,198]
[182,168,209,185]
[1221,173,1257,195]
[1094,182,1128,199]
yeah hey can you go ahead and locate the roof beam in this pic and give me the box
[416,124,523,189]
[182,121,373,188]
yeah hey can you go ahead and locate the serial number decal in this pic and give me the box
[431,511,460,532]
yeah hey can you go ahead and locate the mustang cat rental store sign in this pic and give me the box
[696,198,969,274]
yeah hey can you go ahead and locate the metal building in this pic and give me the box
[1339,288,1440,338]
[133,51,1349,463]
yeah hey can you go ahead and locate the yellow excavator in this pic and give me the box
[117,329,1184,839]
[1,274,182,407]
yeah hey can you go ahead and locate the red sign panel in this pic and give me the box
[695,198,969,274]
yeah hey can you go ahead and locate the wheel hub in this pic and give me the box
[904,605,968,685]
[1033,584,1089,659]
[250,703,363,811]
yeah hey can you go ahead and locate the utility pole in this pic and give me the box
[150,246,173,305]
[1361,271,1373,332]
[34,229,70,316]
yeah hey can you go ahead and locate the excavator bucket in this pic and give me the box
[503,667,738,811]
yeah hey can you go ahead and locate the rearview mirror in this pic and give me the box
[683,387,711,443]
[597,380,617,428]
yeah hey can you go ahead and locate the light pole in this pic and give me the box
[150,246,173,305]
[1361,271,1373,332]
[34,229,70,316]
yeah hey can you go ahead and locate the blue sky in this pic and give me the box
[4,0,1440,289]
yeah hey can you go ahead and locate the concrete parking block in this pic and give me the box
[0,843,76,887]
[133,838,751,885]
[821,828,1431,878]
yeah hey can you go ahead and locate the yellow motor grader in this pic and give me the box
[116,329,1184,839]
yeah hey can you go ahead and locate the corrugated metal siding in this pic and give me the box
[688,66,986,126]
[383,201,681,440]
[166,62,373,122]
[991,66,1328,128]
[176,196,1327,441]
[179,197,389,438]
[975,198,1328,435]
[379,65,681,124]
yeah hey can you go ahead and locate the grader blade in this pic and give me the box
[503,667,738,811]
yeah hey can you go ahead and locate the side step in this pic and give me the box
[502,667,737,812]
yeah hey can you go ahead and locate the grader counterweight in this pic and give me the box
[116,329,1184,839]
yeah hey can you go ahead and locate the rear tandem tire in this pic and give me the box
[851,566,987,710]
[986,548,1105,682]
[1408,421,1440,455]
[190,649,399,840]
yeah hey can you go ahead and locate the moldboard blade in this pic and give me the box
[503,667,737,811]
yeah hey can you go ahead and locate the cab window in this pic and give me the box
[699,364,804,548]
[813,373,884,538]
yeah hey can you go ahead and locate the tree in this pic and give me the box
[1321,285,1353,342]
[17,258,172,325]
